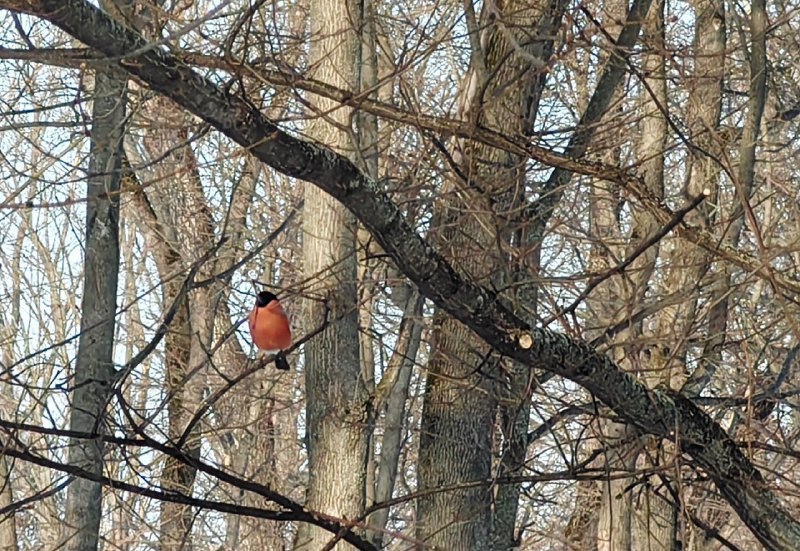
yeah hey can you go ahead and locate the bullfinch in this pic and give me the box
[248,290,292,370]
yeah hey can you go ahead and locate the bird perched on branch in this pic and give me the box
[248,290,292,370]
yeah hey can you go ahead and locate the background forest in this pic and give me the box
[0,0,799,549]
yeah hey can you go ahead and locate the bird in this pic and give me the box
[248,290,292,371]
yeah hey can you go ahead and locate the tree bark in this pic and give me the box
[657,0,726,394]
[121,150,202,551]
[367,291,424,546]
[158,271,196,551]
[490,1,572,546]
[0,296,18,551]
[6,3,800,548]
[294,0,369,547]
[0,458,14,551]
[61,45,128,551]
[416,0,545,546]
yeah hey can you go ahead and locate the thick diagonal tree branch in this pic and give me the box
[2,1,799,548]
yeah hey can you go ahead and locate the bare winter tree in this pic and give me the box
[1,0,800,550]
[59,2,130,548]
[294,0,369,546]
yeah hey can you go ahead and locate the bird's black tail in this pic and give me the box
[275,351,290,371]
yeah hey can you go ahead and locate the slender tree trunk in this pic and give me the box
[560,0,656,545]
[629,0,677,548]
[367,291,425,545]
[596,425,636,551]
[158,272,196,551]
[134,94,218,550]
[646,0,725,546]
[655,0,726,392]
[683,0,766,547]
[589,172,634,551]
[0,300,18,551]
[355,0,380,521]
[121,153,199,551]
[0,455,14,551]
[695,0,766,393]
[295,0,369,546]
[61,61,128,551]
[565,481,602,550]
[490,1,572,546]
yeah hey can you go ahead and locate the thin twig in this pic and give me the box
[545,190,709,326]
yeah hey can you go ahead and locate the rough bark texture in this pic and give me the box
[61,50,128,551]
[294,0,369,547]
[490,0,571,546]
[6,2,800,548]
[0,308,18,551]
[158,263,196,551]
[630,1,674,548]
[0,456,15,551]
[416,1,543,546]
[135,94,219,551]
[417,317,495,549]
[551,0,657,543]
[648,0,727,545]
[125,166,199,550]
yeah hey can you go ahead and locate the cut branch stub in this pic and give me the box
[4,1,800,548]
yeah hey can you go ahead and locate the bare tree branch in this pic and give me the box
[2,1,800,548]
[0,420,379,551]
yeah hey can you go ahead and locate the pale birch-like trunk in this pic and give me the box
[557,0,656,545]
[629,0,677,548]
[294,0,369,546]
[135,97,219,551]
[0,252,18,550]
[367,290,425,546]
[649,0,726,546]
[655,0,726,391]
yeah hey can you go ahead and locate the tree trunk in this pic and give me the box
[0,454,16,551]
[0,301,18,551]
[121,150,201,551]
[650,0,726,545]
[416,0,542,546]
[629,0,677,548]
[61,60,128,551]
[158,271,196,551]
[560,0,656,544]
[294,0,369,546]
[656,0,726,393]
[134,93,219,551]
[367,291,425,546]
[490,1,572,546]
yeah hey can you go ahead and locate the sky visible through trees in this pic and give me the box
[0,0,799,550]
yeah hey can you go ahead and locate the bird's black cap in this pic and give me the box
[255,291,278,307]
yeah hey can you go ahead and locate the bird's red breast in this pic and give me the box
[248,299,292,352]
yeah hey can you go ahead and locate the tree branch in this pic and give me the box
[0,420,379,551]
[2,1,800,548]
[4,43,800,300]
